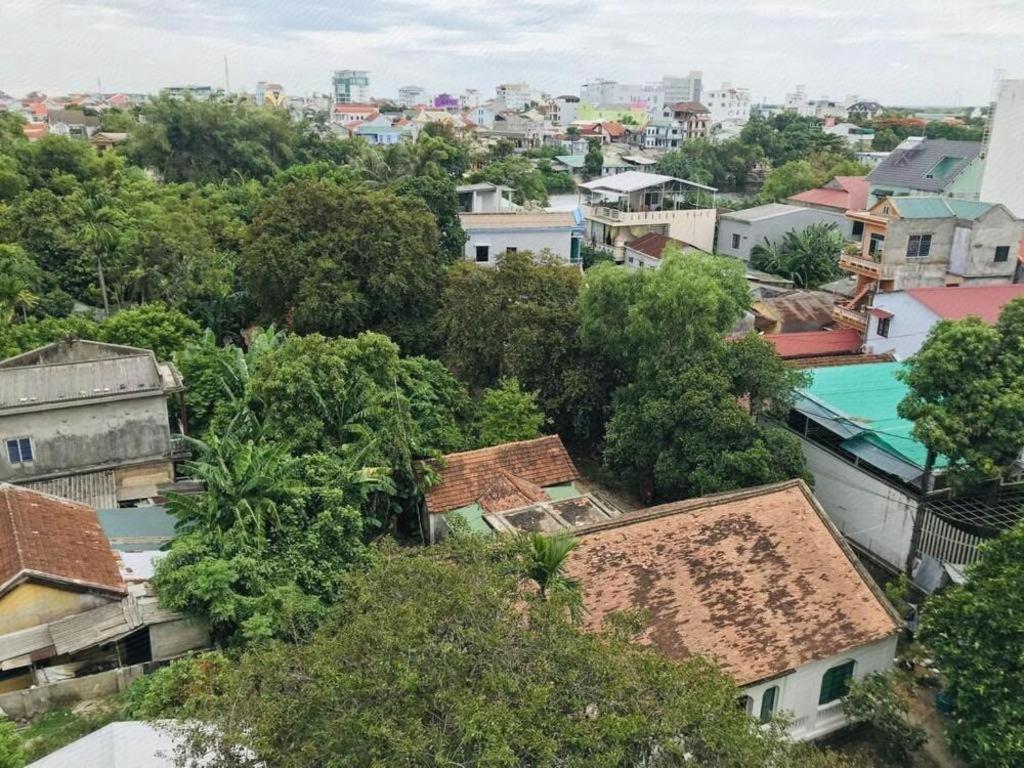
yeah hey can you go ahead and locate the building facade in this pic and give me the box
[704,83,751,126]
[662,71,703,105]
[459,211,584,267]
[980,79,1024,217]
[716,203,855,261]
[332,70,370,104]
[495,82,535,111]
[397,85,427,106]
[662,102,711,140]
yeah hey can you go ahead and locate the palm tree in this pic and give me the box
[0,274,39,324]
[526,532,583,621]
[749,223,843,288]
[78,198,119,316]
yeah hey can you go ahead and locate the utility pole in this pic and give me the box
[224,55,230,94]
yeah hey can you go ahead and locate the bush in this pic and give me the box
[842,672,927,766]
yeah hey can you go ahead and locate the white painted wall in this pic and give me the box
[980,80,1024,217]
[463,227,576,264]
[665,209,717,252]
[799,439,918,571]
[743,635,899,741]
[864,292,941,360]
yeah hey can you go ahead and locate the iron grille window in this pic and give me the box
[819,660,856,704]
[906,234,932,259]
[6,438,33,464]
[995,245,1010,263]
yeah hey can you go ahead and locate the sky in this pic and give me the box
[1,0,1022,105]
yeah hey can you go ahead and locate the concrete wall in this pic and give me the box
[0,583,114,635]
[715,208,848,261]
[864,292,941,360]
[742,635,899,741]
[0,395,171,482]
[463,227,576,264]
[0,664,143,719]
[799,438,918,571]
[666,209,717,252]
[980,80,1024,217]
[150,618,211,661]
[962,208,1023,280]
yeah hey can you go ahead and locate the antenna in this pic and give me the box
[224,55,230,93]
[97,76,102,93]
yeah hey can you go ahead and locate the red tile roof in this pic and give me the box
[565,481,902,685]
[625,232,693,260]
[600,121,627,138]
[763,328,863,359]
[425,436,579,515]
[333,103,379,114]
[0,484,125,597]
[788,176,869,212]
[906,284,1024,324]
[22,123,49,141]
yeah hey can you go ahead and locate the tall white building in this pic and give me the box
[332,70,370,104]
[784,85,817,117]
[495,83,536,110]
[662,71,703,105]
[397,85,427,107]
[980,79,1024,217]
[704,83,751,125]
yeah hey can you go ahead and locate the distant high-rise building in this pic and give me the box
[332,70,370,104]
[980,79,1024,217]
[704,82,751,126]
[398,85,427,107]
[495,82,535,110]
[662,71,703,105]
[579,79,664,114]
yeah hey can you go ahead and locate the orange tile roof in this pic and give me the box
[763,328,863,359]
[565,481,901,685]
[0,484,126,598]
[425,436,579,515]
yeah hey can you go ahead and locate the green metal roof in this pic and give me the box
[447,503,494,535]
[891,196,994,221]
[555,155,586,169]
[798,362,946,470]
[97,506,177,551]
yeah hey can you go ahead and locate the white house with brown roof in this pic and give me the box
[459,211,585,266]
[564,480,902,740]
[623,232,701,269]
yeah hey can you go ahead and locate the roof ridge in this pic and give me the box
[0,486,24,577]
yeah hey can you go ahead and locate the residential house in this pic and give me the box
[980,79,1024,217]
[788,175,870,238]
[662,102,710,140]
[866,137,984,204]
[824,122,875,149]
[46,109,100,139]
[564,480,902,741]
[752,289,840,333]
[22,123,49,141]
[763,328,863,360]
[89,132,129,152]
[459,211,585,267]
[469,103,498,128]
[864,284,1024,359]
[716,203,853,261]
[578,171,717,260]
[332,102,379,125]
[254,81,286,108]
[835,196,1022,331]
[703,83,750,126]
[353,123,410,145]
[422,435,586,542]
[456,182,517,213]
[477,112,545,151]
[546,95,580,127]
[397,85,427,107]
[623,232,700,269]
[786,361,1003,576]
[0,340,187,507]
[812,100,849,121]
[847,101,885,121]
[630,117,682,150]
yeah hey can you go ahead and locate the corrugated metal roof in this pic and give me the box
[0,355,163,411]
[906,284,1024,322]
[867,139,981,192]
[722,203,805,222]
[890,196,995,220]
[23,472,118,510]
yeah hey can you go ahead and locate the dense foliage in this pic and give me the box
[842,672,927,766]
[750,222,844,288]
[920,522,1024,766]
[163,537,849,768]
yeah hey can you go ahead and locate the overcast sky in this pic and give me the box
[2,0,1021,105]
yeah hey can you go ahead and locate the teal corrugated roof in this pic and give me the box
[555,155,586,169]
[799,362,946,470]
[97,506,177,551]
[892,196,994,221]
[448,503,494,534]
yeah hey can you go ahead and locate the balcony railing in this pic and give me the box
[169,435,192,460]
[584,205,696,224]
[832,305,867,331]
[839,254,884,279]
[815,700,847,725]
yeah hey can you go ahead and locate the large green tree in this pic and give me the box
[242,180,447,353]
[898,298,1024,487]
[166,538,850,768]
[920,522,1024,765]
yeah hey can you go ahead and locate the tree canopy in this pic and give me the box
[749,222,844,288]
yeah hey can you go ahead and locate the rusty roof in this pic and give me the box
[565,481,901,685]
[0,484,126,598]
[425,436,579,515]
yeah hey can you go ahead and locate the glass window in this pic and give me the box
[6,438,33,464]
[851,221,864,237]
[760,686,778,722]
[475,245,490,263]
[736,695,753,715]
[869,233,885,256]
[819,660,856,705]
[731,233,741,249]
[877,317,891,338]
[505,247,517,255]
[995,245,1010,263]
[906,234,932,259]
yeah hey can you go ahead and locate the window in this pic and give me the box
[736,695,753,715]
[851,221,864,237]
[906,234,932,259]
[877,317,891,338]
[995,245,1010,263]
[475,245,490,263]
[819,660,856,705]
[505,247,517,255]
[6,438,33,465]
[731,233,741,249]
[760,686,778,723]
[869,233,885,256]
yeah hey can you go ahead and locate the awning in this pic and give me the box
[840,434,923,483]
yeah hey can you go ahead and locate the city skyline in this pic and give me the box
[1,0,1020,105]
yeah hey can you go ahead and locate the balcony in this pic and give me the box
[832,304,867,331]
[169,434,192,461]
[583,205,695,226]
[838,254,884,279]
